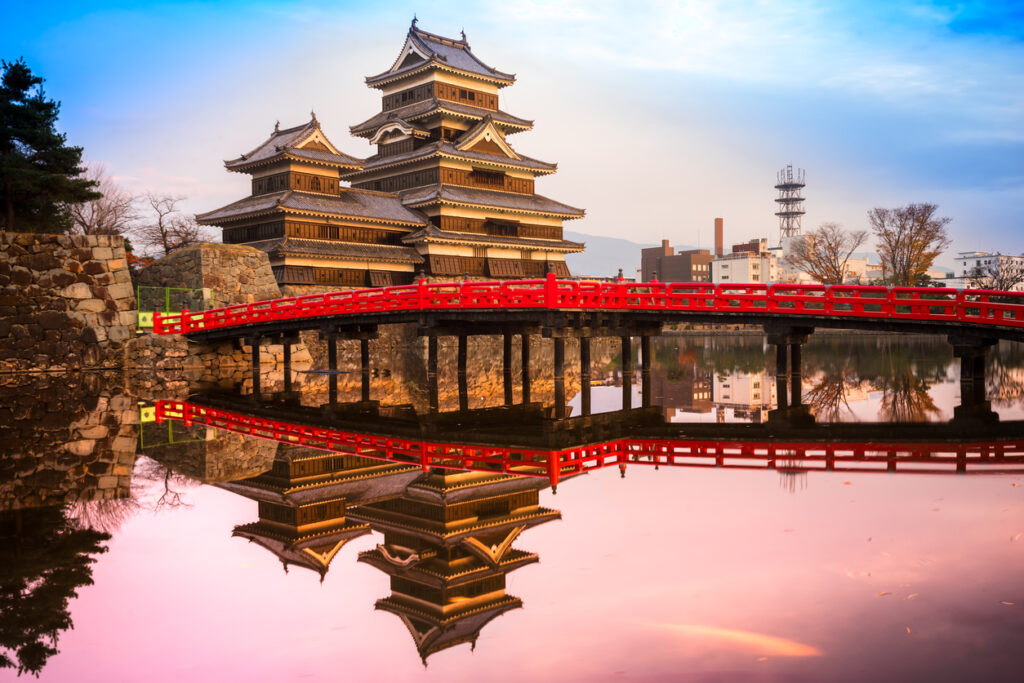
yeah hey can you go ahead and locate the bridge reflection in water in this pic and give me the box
[150,392,1024,662]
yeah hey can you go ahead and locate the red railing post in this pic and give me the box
[180,309,190,334]
[417,277,427,311]
[545,271,557,309]
[547,450,560,489]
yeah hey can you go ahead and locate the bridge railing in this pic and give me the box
[960,289,1024,326]
[155,401,1024,484]
[152,275,1024,335]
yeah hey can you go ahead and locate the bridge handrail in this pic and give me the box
[151,274,1024,335]
[154,401,1024,484]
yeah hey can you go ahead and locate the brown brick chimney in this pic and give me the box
[714,218,724,257]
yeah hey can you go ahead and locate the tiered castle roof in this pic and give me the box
[197,19,586,289]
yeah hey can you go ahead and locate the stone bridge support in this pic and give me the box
[766,325,815,427]
[949,334,998,423]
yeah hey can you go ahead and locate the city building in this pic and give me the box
[950,251,1024,291]
[711,239,778,284]
[198,20,585,292]
[713,371,776,423]
[650,362,713,421]
[640,240,712,282]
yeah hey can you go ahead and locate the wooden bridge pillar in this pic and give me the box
[326,333,338,404]
[503,332,513,406]
[621,335,633,411]
[360,337,370,403]
[580,336,592,417]
[521,333,531,404]
[641,335,652,409]
[273,335,300,401]
[775,342,789,410]
[458,334,468,412]
[282,340,292,393]
[246,336,261,397]
[790,342,803,407]
[427,334,439,413]
[554,337,566,418]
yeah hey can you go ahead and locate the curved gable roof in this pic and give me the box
[225,117,363,172]
[367,22,515,88]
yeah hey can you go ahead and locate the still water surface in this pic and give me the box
[2,335,1023,681]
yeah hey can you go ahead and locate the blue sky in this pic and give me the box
[4,1,1022,262]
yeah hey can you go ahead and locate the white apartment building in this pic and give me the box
[952,251,1024,291]
[713,371,777,422]
[711,239,778,284]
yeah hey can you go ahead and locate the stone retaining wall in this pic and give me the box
[136,242,280,305]
[0,232,135,371]
[0,374,138,510]
[144,430,278,484]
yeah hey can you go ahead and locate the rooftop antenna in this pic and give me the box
[774,165,805,246]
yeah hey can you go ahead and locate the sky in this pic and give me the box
[3,1,1023,264]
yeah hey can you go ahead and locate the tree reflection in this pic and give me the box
[879,371,942,422]
[132,458,195,512]
[66,497,141,534]
[806,374,857,421]
[0,508,109,677]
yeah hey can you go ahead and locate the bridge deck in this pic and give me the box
[154,276,1024,342]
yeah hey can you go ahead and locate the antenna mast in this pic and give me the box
[774,165,805,245]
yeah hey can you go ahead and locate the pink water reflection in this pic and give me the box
[25,450,1023,682]
[13,339,1024,682]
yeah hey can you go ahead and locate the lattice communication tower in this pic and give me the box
[774,165,805,243]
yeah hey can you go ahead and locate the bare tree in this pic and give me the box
[967,255,1024,292]
[132,457,195,512]
[132,193,209,256]
[66,496,141,533]
[67,163,139,236]
[868,203,951,286]
[784,222,868,284]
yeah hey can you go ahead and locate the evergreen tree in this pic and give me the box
[0,507,110,676]
[0,58,99,233]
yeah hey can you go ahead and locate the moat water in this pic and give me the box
[2,335,1023,682]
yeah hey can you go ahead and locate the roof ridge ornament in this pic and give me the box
[274,120,280,133]
[411,14,417,30]
[310,109,318,126]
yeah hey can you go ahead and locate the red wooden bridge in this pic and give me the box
[154,275,1024,341]
[154,400,1024,487]
[151,276,1024,419]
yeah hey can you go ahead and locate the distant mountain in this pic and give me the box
[565,231,697,279]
